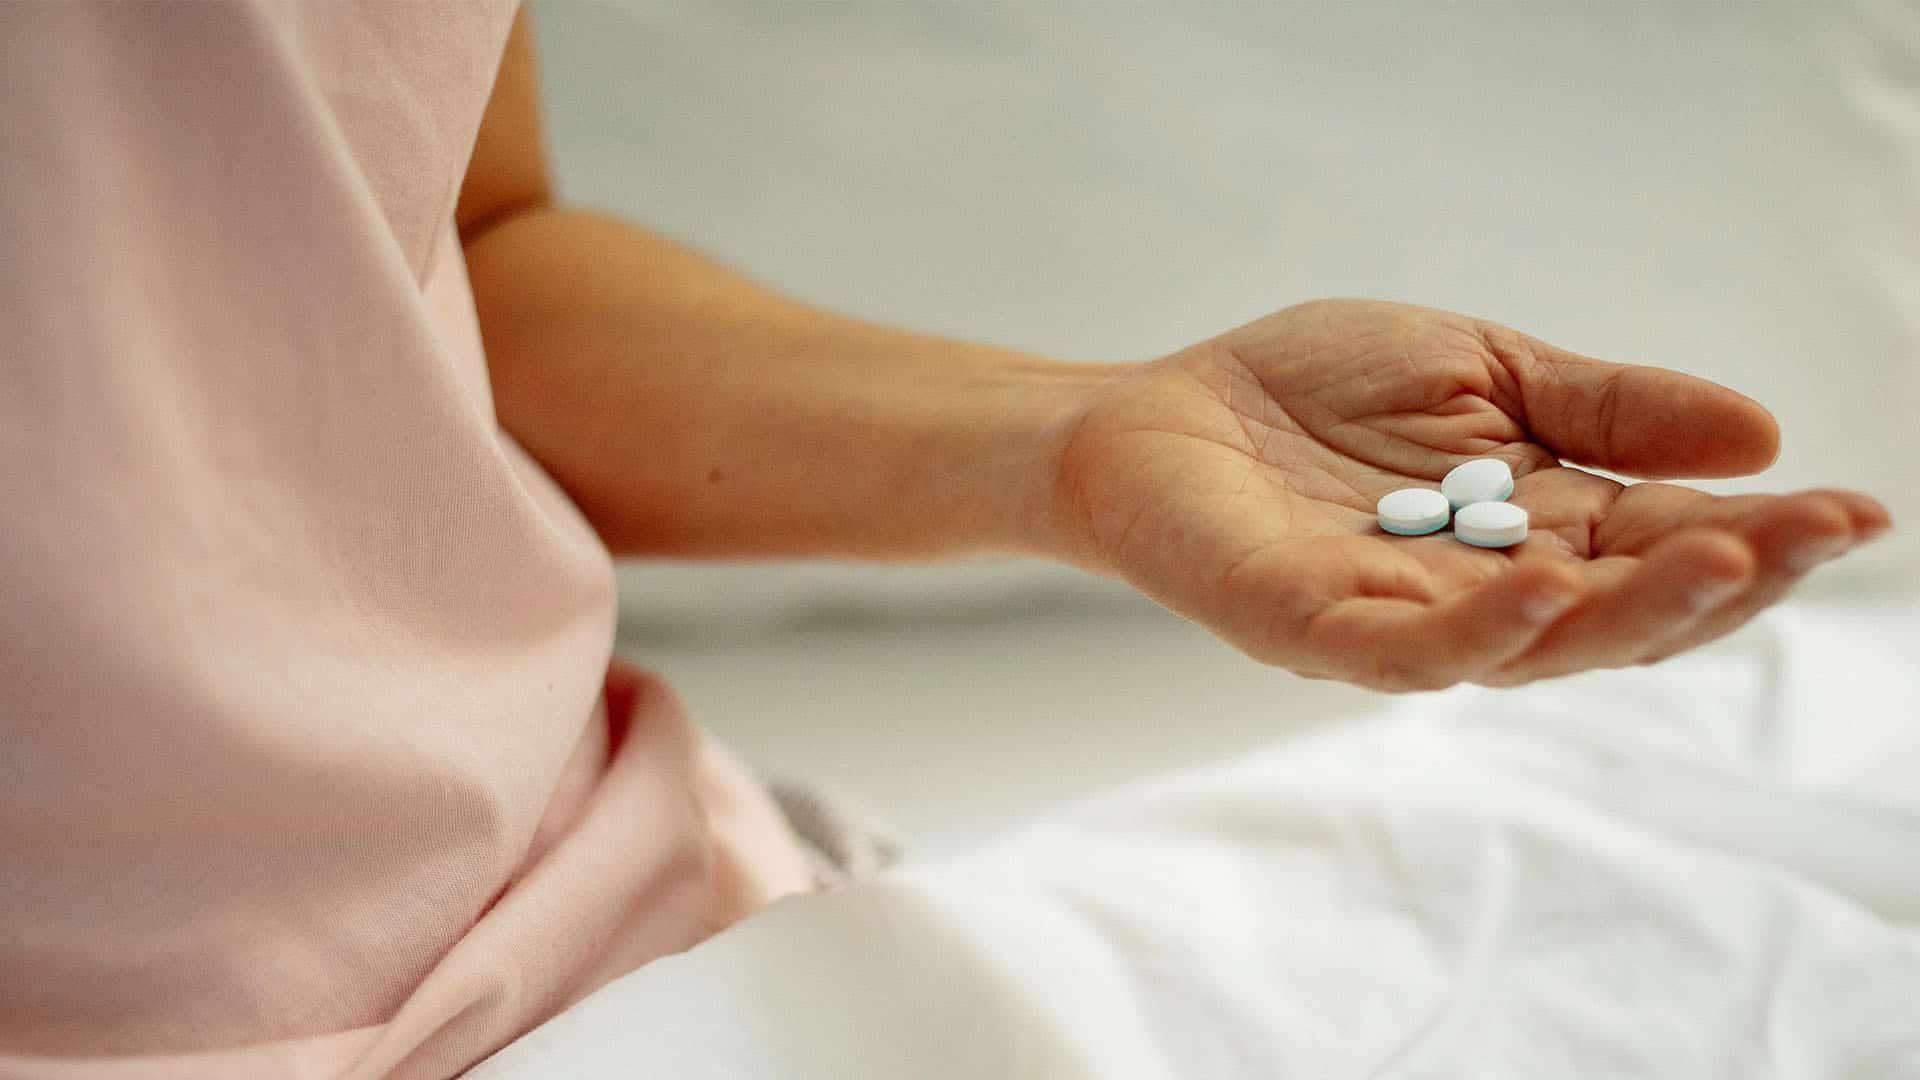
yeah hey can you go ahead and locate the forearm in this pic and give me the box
[464,207,1121,560]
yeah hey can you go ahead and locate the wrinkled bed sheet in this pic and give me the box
[476,598,1920,1079]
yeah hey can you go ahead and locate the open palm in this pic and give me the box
[1054,300,1888,690]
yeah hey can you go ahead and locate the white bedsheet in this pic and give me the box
[475,597,1920,1079]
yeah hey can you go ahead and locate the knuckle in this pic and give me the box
[1592,367,1630,468]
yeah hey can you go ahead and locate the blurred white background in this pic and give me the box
[528,1,1918,853]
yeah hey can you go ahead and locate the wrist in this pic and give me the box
[975,354,1138,563]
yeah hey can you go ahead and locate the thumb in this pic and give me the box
[1481,322,1781,479]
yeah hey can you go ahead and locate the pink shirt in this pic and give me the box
[0,4,812,1076]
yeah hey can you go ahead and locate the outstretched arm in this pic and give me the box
[459,13,1109,561]
[460,15,1888,690]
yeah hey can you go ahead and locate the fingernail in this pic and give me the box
[1522,591,1578,624]
[1787,538,1847,573]
[1687,579,1743,612]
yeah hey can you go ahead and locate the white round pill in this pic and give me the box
[1440,457,1514,509]
[1376,487,1451,536]
[1454,501,1529,548]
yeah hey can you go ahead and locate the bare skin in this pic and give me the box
[1054,301,1887,689]
[462,15,1889,693]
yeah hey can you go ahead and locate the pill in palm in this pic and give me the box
[1453,501,1529,548]
[1441,457,1514,509]
[1376,487,1451,536]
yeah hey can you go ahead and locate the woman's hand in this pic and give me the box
[1052,299,1889,691]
